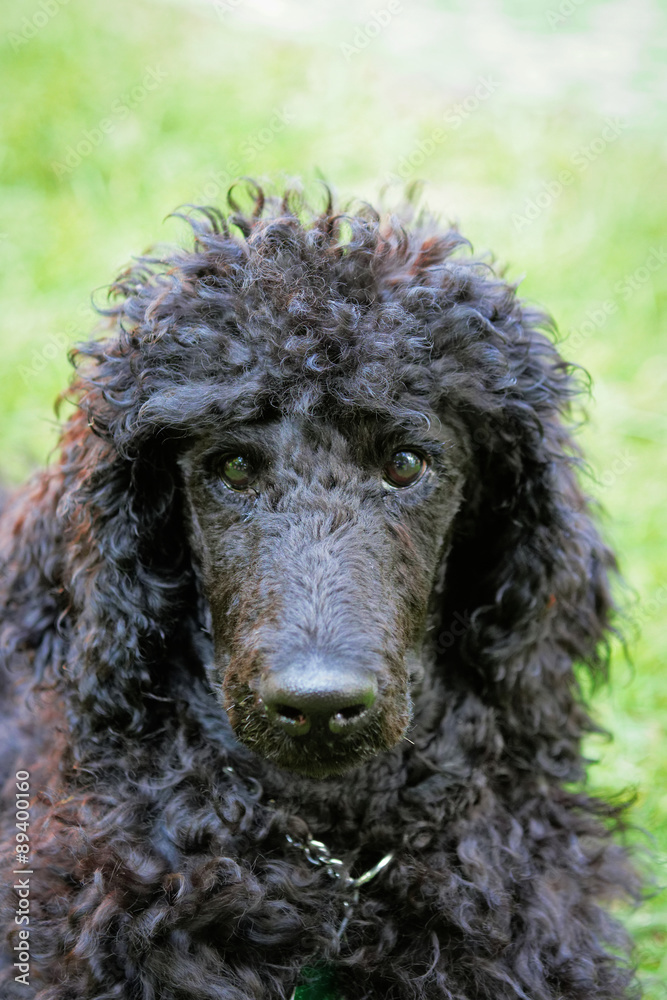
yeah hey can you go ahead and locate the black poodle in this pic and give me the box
[0,187,640,999]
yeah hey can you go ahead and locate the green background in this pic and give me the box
[1,0,665,993]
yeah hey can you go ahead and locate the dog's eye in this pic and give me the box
[219,455,256,491]
[383,451,427,489]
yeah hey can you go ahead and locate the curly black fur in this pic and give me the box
[0,186,641,999]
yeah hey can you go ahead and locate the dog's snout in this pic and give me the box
[259,655,378,737]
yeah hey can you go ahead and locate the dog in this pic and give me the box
[0,186,640,999]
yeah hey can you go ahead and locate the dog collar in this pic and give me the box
[285,834,394,1000]
[223,762,394,992]
[286,832,394,939]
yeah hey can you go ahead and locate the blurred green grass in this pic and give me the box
[1,0,665,992]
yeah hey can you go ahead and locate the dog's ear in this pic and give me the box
[435,304,615,776]
[52,366,195,737]
[0,326,195,739]
[0,465,69,688]
[3,226,244,739]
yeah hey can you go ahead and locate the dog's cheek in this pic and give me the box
[186,500,256,641]
[402,483,466,618]
[222,661,266,742]
[386,520,437,649]
[380,682,413,749]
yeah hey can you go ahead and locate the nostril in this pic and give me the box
[259,655,379,738]
[335,704,367,721]
[329,703,371,734]
[269,703,311,736]
[275,704,308,725]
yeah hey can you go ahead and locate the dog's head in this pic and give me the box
[178,408,469,776]
[51,187,613,779]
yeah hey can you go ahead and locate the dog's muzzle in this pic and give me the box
[258,652,378,740]
[223,645,409,777]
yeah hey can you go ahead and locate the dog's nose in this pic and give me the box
[259,655,378,737]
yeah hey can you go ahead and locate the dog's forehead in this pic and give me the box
[191,415,373,455]
[267,416,354,453]
[264,415,389,462]
[203,410,463,461]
